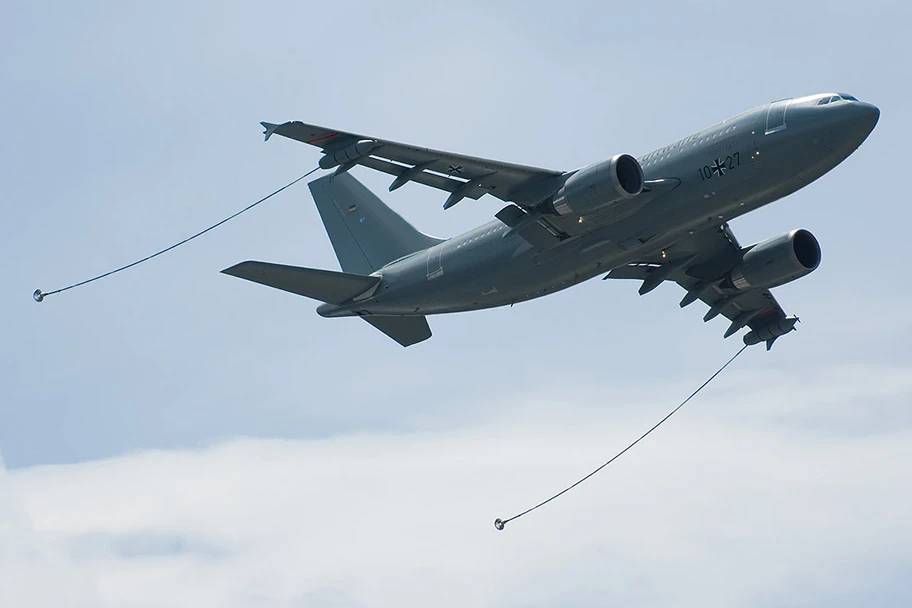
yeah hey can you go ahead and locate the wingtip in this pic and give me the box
[261,122,280,142]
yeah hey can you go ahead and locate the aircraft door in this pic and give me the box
[765,99,790,135]
[426,243,444,280]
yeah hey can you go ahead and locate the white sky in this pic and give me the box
[2,1,910,606]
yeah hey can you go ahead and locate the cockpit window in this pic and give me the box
[819,94,855,105]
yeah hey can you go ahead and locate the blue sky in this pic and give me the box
[2,1,910,606]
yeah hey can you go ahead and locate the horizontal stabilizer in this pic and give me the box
[362,315,432,347]
[222,261,379,304]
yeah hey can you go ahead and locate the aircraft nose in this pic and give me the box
[853,101,880,132]
[808,98,879,147]
[844,101,879,146]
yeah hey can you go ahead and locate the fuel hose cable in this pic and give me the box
[494,343,749,531]
[30,166,751,532]
[33,167,320,302]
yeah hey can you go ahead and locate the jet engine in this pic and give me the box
[548,154,644,216]
[724,229,821,291]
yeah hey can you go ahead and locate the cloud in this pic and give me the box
[2,368,911,608]
[0,458,103,608]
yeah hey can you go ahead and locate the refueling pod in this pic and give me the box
[743,316,800,349]
[319,139,377,170]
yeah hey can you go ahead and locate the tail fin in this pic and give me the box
[222,261,379,304]
[308,173,443,274]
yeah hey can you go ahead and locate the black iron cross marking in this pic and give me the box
[447,164,464,175]
[711,158,726,177]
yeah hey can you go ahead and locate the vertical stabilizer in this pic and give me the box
[308,173,443,274]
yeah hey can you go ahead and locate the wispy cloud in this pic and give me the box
[3,366,910,607]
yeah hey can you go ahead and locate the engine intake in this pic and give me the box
[549,154,644,217]
[726,229,821,291]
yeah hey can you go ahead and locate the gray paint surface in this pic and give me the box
[232,95,878,347]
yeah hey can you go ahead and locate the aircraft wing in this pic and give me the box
[604,224,799,348]
[260,121,564,209]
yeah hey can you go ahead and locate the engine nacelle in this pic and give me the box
[725,229,821,291]
[549,154,644,216]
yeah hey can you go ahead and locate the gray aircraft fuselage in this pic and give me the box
[318,94,879,318]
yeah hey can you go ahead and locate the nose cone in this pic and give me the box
[850,101,880,142]
[808,98,880,150]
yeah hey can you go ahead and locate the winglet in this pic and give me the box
[261,122,281,142]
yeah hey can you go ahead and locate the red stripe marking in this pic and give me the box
[306,131,339,144]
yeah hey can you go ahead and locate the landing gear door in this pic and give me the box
[765,99,790,135]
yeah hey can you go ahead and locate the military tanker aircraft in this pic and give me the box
[223,94,879,347]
